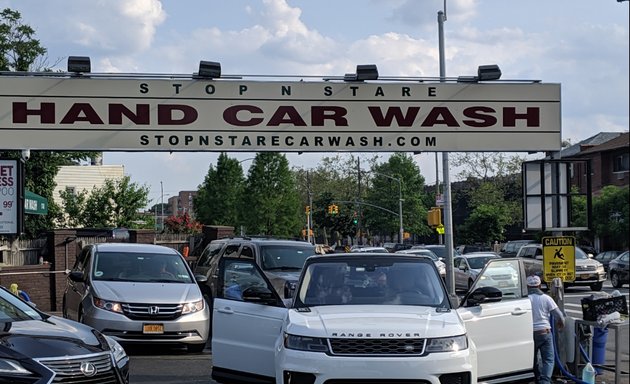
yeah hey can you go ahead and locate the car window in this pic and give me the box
[296,258,447,308]
[474,259,523,300]
[467,256,498,270]
[197,242,224,267]
[240,245,254,259]
[222,244,241,259]
[95,251,193,283]
[260,244,315,270]
[221,259,268,301]
[0,289,42,322]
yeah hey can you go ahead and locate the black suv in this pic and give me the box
[193,237,316,305]
[499,240,535,258]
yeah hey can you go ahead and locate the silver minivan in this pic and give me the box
[63,243,210,352]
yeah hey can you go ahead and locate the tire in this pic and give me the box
[590,282,603,291]
[187,343,206,353]
[611,273,623,289]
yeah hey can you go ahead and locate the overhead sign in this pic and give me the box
[0,76,561,152]
[0,159,18,234]
[25,190,48,215]
[542,236,576,282]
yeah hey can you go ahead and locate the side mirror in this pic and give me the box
[68,271,85,283]
[242,286,278,305]
[195,274,208,284]
[466,286,503,306]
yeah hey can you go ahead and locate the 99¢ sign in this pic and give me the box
[0,160,18,234]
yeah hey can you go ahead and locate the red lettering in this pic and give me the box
[310,106,348,126]
[109,104,150,125]
[368,106,419,127]
[223,105,264,127]
[463,106,497,127]
[12,102,55,124]
[267,106,307,126]
[421,107,459,127]
[157,105,198,125]
[60,103,104,124]
[503,107,540,127]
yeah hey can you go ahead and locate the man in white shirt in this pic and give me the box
[527,275,565,384]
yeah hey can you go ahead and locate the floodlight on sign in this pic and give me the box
[477,64,502,81]
[67,56,91,73]
[344,64,379,81]
[197,61,222,79]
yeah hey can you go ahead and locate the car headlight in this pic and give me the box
[93,297,123,313]
[182,300,204,314]
[425,335,468,353]
[0,358,32,375]
[596,265,605,273]
[284,333,330,353]
[104,335,128,367]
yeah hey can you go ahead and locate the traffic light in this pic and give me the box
[327,205,333,214]
[305,205,310,214]
[332,204,339,215]
[352,211,358,224]
[427,207,442,227]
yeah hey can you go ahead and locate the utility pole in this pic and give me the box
[357,157,362,246]
[438,6,456,297]
[160,181,164,232]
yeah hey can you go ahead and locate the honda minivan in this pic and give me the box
[63,243,210,352]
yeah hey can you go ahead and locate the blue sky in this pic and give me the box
[2,0,628,204]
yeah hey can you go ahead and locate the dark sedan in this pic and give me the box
[609,251,629,289]
[0,285,129,383]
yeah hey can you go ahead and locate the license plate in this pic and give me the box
[498,280,509,287]
[580,274,593,280]
[143,324,164,334]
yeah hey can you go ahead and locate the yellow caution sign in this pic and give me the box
[542,236,576,282]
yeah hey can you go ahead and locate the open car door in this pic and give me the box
[457,258,534,383]
[211,257,287,384]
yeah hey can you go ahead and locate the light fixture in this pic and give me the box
[344,64,379,81]
[196,61,221,79]
[477,64,502,81]
[67,56,91,73]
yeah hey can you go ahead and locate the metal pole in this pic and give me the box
[398,179,403,244]
[438,9,456,296]
[160,181,164,232]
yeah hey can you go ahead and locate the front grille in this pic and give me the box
[36,352,119,383]
[329,338,425,356]
[122,302,182,320]
[577,265,596,272]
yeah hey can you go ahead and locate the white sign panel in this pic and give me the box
[0,160,18,234]
[0,76,561,152]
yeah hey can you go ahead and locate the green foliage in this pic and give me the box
[58,176,149,228]
[240,153,301,237]
[462,204,507,244]
[592,185,629,248]
[0,8,47,71]
[194,153,245,226]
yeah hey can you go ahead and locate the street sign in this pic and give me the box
[436,224,445,235]
[25,190,48,215]
[542,236,576,282]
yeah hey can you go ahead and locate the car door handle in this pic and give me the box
[217,307,234,314]
[511,308,527,316]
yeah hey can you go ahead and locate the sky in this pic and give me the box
[2,0,629,205]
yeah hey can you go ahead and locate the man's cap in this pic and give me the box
[527,275,541,287]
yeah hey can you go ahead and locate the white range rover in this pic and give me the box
[211,253,534,384]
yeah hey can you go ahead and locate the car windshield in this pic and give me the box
[467,256,499,269]
[0,288,42,322]
[260,244,316,270]
[93,251,193,283]
[295,257,448,308]
[575,247,589,260]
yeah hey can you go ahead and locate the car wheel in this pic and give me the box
[611,273,622,289]
[187,343,206,353]
[590,282,603,291]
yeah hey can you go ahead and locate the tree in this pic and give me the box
[164,212,202,234]
[240,153,301,237]
[592,185,629,249]
[194,153,245,227]
[1,8,93,238]
[59,176,149,228]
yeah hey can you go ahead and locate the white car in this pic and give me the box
[210,253,534,383]
[396,248,447,280]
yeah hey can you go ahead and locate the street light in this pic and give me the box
[368,171,404,244]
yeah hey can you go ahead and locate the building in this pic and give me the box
[168,191,197,218]
[53,164,125,206]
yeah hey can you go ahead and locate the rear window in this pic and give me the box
[260,244,316,270]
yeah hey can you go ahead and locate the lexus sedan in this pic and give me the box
[0,285,129,383]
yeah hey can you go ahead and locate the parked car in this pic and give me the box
[383,242,412,252]
[515,243,606,291]
[210,252,534,383]
[453,252,502,291]
[608,251,629,288]
[396,248,447,280]
[350,246,389,253]
[63,243,210,352]
[416,244,459,260]
[499,239,536,258]
[456,244,492,254]
[193,236,316,303]
[0,284,129,383]
[594,250,624,271]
